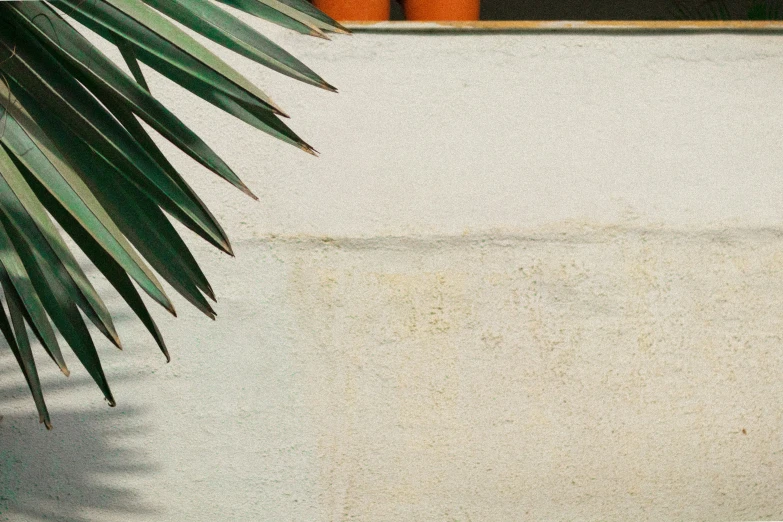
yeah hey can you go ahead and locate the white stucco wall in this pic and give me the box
[2,20,783,521]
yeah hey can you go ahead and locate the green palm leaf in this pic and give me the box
[0,0,343,428]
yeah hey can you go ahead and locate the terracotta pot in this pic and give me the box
[404,0,480,21]
[313,0,390,21]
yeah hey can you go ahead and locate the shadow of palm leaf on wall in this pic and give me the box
[0,355,160,522]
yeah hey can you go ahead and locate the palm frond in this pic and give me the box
[0,0,343,428]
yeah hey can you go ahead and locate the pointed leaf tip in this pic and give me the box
[302,144,319,156]
[109,335,123,351]
[239,182,258,201]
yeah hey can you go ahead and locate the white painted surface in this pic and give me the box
[2,22,783,521]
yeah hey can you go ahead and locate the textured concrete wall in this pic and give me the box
[2,20,783,521]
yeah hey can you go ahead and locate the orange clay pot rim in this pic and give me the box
[344,20,783,32]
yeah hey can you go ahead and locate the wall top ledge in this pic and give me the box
[346,20,783,33]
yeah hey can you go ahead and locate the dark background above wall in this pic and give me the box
[389,0,780,20]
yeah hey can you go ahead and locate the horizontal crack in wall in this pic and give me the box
[238,226,783,250]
